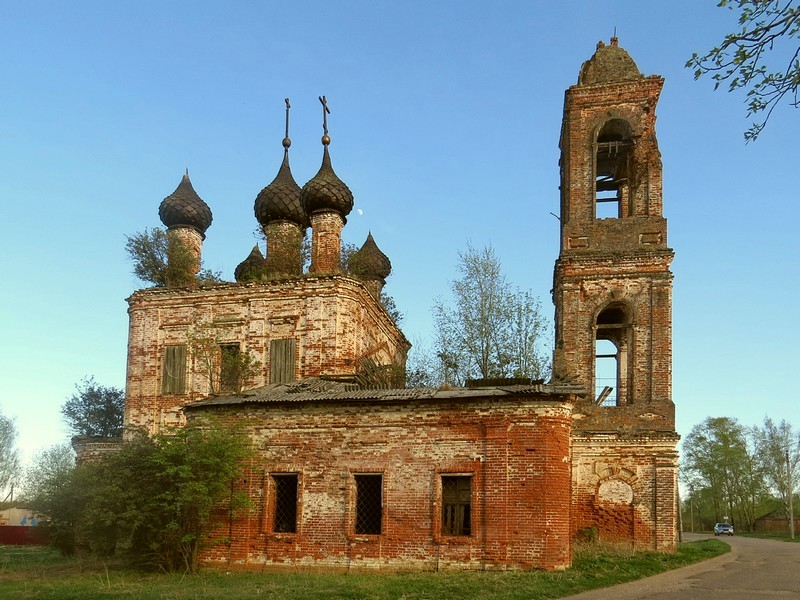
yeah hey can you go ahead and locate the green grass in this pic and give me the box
[0,540,728,600]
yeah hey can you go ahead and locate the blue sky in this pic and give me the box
[1,1,797,466]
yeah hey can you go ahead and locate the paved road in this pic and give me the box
[563,533,800,599]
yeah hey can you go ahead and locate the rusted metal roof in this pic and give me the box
[185,377,585,410]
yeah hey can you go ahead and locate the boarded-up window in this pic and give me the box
[442,475,471,536]
[219,343,240,393]
[354,474,382,535]
[270,339,296,384]
[161,345,186,394]
[272,474,298,533]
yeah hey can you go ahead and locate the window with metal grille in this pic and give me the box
[442,475,471,536]
[161,344,187,394]
[354,474,382,535]
[219,343,240,392]
[270,339,296,384]
[272,474,298,533]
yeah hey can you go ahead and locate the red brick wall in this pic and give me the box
[309,210,344,273]
[190,396,574,571]
[571,434,678,552]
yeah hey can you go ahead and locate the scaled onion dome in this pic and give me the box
[234,245,268,282]
[350,232,391,280]
[578,37,643,86]
[254,143,309,228]
[301,144,354,217]
[158,171,213,235]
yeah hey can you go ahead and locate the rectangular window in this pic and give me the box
[161,344,187,394]
[219,343,240,392]
[442,475,471,536]
[272,474,298,533]
[270,339,296,384]
[354,474,382,535]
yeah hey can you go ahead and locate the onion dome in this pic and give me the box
[158,171,213,234]
[234,245,268,282]
[254,153,307,227]
[301,96,354,217]
[301,145,354,217]
[350,232,391,280]
[254,99,309,228]
[578,37,642,86]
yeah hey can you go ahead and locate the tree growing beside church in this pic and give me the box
[432,243,549,386]
[687,0,800,140]
[125,227,222,287]
[61,377,125,438]
[36,424,253,572]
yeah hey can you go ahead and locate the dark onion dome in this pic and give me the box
[300,145,354,217]
[234,245,268,282]
[158,171,213,234]
[578,38,643,86]
[350,232,391,280]
[254,151,309,228]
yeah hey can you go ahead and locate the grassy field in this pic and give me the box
[0,539,728,600]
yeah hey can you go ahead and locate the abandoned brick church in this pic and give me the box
[122,38,678,571]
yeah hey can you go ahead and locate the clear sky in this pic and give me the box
[1,1,797,468]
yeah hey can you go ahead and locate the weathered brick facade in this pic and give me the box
[125,275,408,433]
[187,386,577,571]
[553,38,678,552]
[119,38,679,571]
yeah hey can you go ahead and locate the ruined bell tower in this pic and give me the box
[553,37,673,419]
[553,38,678,550]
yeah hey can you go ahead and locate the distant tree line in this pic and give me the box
[681,415,799,532]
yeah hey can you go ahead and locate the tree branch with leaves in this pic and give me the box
[687,0,800,141]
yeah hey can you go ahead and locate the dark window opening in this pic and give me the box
[219,343,241,393]
[442,475,472,536]
[162,344,187,394]
[272,474,298,533]
[270,339,296,384]
[595,119,632,219]
[354,474,382,535]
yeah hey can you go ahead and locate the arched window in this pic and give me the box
[595,119,632,219]
[594,304,631,406]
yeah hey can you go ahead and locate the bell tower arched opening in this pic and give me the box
[594,119,632,219]
[594,304,631,406]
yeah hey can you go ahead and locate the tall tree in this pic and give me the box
[22,443,75,508]
[0,410,20,499]
[432,243,549,386]
[753,416,800,522]
[682,416,766,530]
[62,377,125,438]
[687,0,800,140]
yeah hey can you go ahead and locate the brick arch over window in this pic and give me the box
[594,118,634,219]
[594,301,633,406]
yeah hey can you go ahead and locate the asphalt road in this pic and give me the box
[562,533,800,599]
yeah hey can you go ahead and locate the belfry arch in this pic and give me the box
[594,303,632,406]
[594,119,633,219]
